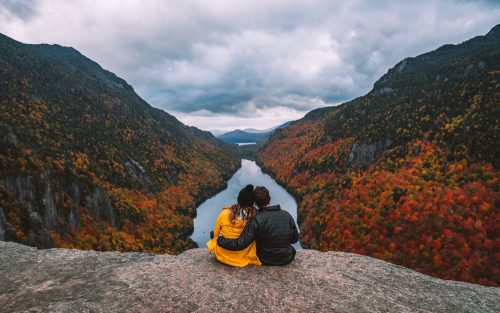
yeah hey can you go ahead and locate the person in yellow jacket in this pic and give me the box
[207,184,261,267]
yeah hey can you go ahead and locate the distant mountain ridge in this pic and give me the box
[218,129,270,144]
[258,24,500,286]
[217,121,293,144]
[243,121,293,133]
[243,128,271,133]
[0,33,240,253]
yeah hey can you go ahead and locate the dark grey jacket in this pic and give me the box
[217,205,299,265]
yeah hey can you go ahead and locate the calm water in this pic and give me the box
[191,159,302,249]
[236,142,257,146]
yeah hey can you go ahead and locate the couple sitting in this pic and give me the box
[207,184,299,267]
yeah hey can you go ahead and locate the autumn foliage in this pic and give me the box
[0,34,239,254]
[258,26,500,286]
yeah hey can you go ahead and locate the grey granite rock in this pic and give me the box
[0,242,498,313]
[42,181,57,231]
[85,188,116,227]
[125,158,152,186]
[349,139,392,164]
[0,207,6,241]
[27,213,53,248]
[67,183,81,229]
[378,87,395,94]
[3,176,36,212]
[5,128,18,144]
[396,58,408,72]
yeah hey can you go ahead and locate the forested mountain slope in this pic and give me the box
[0,33,240,253]
[258,25,500,286]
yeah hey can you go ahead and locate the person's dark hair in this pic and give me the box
[237,184,254,207]
[254,186,271,208]
[231,184,257,222]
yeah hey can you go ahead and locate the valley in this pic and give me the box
[0,23,498,288]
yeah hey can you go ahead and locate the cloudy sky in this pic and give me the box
[1,0,499,132]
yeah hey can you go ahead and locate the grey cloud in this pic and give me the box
[153,87,255,114]
[0,0,37,20]
[1,0,499,127]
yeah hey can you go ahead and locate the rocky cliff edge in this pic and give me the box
[0,242,498,313]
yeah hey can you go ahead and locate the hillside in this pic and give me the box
[0,33,240,254]
[1,242,498,312]
[258,25,500,286]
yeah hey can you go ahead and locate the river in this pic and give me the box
[191,159,302,249]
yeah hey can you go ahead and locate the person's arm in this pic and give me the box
[217,218,258,250]
[290,215,299,244]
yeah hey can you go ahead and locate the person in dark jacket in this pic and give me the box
[217,186,299,265]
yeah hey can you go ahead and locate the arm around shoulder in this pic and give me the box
[217,218,258,250]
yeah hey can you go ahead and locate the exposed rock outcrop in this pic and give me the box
[3,176,37,212]
[41,172,57,231]
[377,87,395,94]
[27,212,53,248]
[85,188,116,227]
[348,139,392,164]
[396,58,409,72]
[124,158,152,186]
[67,183,81,229]
[0,242,498,313]
[0,207,6,241]
[5,129,18,144]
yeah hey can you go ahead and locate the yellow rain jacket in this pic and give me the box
[207,207,261,267]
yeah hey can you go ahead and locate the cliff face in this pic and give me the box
[257,25,500,286]
[0,242,498,313]
[0,33,240,253]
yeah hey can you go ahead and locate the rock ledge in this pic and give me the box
[0,242,498,312]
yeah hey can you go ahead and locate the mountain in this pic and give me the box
[0,33,240,253]
[2,241,499,312]
[243,128,271,133]
[218,121,293,144]
[244,121,293,133]
[218,129,271,144]
[209,129,227,136]
[257,25,500,286]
